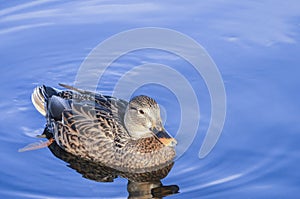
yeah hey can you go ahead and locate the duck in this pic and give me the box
[22,84,177,171]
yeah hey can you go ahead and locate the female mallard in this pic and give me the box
[25,84,176,171]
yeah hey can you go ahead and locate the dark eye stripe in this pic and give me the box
[130,106,137,110]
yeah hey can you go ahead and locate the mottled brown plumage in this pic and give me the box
[48,140,174,182]
[48,140,179,198]
[31,84,176,172]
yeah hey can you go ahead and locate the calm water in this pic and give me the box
[1,1,300,198]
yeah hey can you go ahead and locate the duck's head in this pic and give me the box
[124,95,177,147]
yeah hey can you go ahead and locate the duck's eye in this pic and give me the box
[139,110,145,114]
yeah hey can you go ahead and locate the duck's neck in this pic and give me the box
[129,136,165,153]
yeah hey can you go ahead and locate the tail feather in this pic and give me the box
[31,85,69,119]
[31,86,46,116]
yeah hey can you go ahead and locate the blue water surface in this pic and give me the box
[1,1,300,198]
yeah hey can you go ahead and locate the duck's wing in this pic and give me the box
[31,84,130,154]
[57,84,129,125]
[53,95,130,155]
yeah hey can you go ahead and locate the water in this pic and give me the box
[1,1,300,198]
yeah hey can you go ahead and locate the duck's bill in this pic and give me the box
[153,129,177,147]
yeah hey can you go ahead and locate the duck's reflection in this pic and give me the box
[128,181,179,199]
[48,141,179,198]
